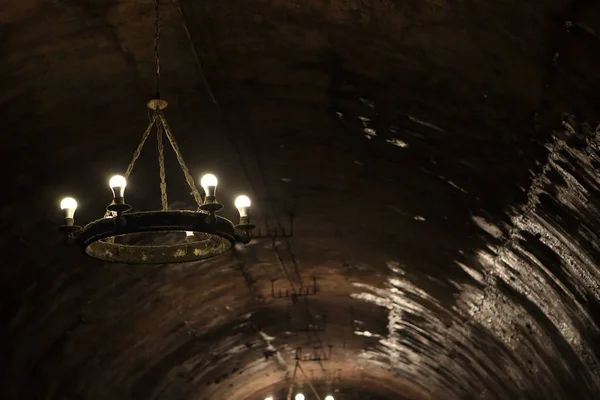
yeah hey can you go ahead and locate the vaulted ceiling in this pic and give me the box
[1,1,600,399]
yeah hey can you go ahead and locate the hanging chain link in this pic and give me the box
[125,114,158,180]
[286,362,298,400]
[158,113,204,207]
[116,0,203,212]
[154,0,161,99]
[156,114,169,210]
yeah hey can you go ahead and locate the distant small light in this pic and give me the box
[295,394,305,400]
[264,397,273,400]
[325,396,335,400]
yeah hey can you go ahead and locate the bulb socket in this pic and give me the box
[64,217,74,226]
[58,222,81,235]
[236,216,255,231]
[200,196,223,212]
[204,194,216,204]
[107,202,132,213]
[113,196,125,205]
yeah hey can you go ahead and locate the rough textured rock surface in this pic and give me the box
[1,1,600,399]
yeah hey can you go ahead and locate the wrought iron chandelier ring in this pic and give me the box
[60,210,249,264]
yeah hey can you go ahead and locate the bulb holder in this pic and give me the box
[107,202,132,213]
[200,196,224,212]
[203,186,217,198]
[111,186,126,200]
[58,220,81,234]
[113,194,125,205]
[236,216,256,231]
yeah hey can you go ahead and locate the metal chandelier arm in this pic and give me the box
[124,113,159,180]
[156,116,168,210]
[157,112,204,207]
[286,361,299,400]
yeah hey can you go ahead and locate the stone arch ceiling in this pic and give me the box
[1,0,600,399]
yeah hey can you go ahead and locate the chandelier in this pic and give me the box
[57,0,255,264]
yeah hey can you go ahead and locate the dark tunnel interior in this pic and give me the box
[1,1,600,399]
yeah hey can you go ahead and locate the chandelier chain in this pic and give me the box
[154,0,161,99]
[297,361,323,400]
[158,113,204,207]
[156,116,169,210]
[125,114,158,180]
[286,361,298,400]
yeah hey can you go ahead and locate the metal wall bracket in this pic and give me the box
[295,345,333,362]
[306,368,342,383]
[271,277,317,303]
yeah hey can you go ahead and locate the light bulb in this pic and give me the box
[109,175,127,189]
[325,396,335,400]
[109,175,127,201]
[264,397,273,400]
[60,197,78,220]
[186,231,194,237]
[234,195,251,217]
[200,174,218,199]
[295,394,305,400]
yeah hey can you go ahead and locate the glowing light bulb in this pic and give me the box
[186,231,194,237]
[200,173,218,199]
[109,175,127,189]
[109,175,127,202]
[264,397,273,400]
[295,394,305,400]
[200,173,218,188]
[325,396,335,400]
[234,195,251,217]
[60,197,78,220]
